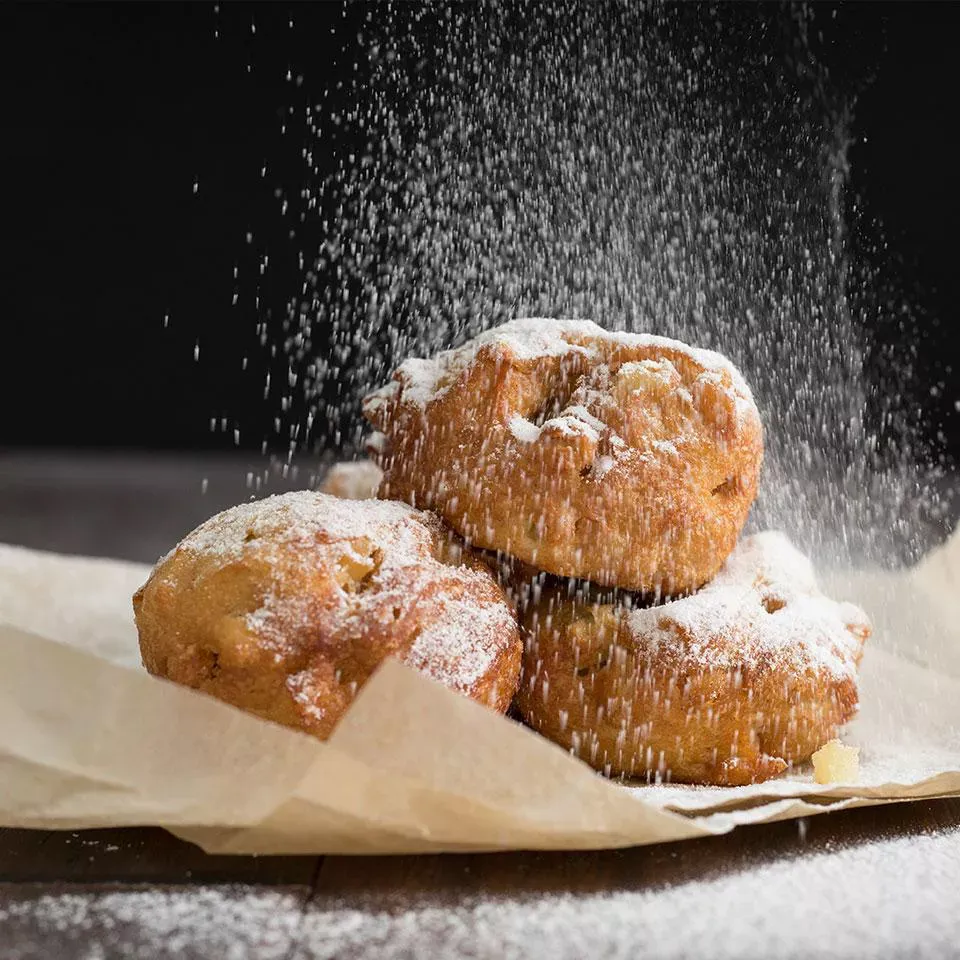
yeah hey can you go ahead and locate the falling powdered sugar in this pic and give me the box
[362,318,598,414]
[365,317,754,414]
[255,2,950,573]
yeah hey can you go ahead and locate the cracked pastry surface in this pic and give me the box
[515,531,870,785]
[364,317,763,594]
[134,491,522,739]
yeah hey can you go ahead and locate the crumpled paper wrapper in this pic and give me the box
[1,539,958,855]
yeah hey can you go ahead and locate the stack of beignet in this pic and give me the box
[135,317,869,785]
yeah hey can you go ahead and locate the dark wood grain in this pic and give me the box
[0,828,320,886]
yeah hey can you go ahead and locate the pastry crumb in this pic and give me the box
[812,739,860,784]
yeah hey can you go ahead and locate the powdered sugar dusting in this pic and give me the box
[244,590,317,645]
[0,887,303,959]
[540,412,601,443]
[508,414,542,443]
[628,531,869,680]
[364,317,755,415]
[591,454,617,479]
[295,827,958,958]
[558,404,607,436]
[304,830,959,959]
[171,491,416,563]
[405,598,516,693]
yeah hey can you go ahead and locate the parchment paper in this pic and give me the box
[0,539,957,855]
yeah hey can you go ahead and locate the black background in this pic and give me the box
[2,2,958,459]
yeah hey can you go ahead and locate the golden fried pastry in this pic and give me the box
[320,459,383,500]
[134,492,521,738]
[516,532,870,785]
[364,318,763,594]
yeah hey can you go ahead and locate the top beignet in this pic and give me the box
[364,318,763,594]
[134,492,522,739]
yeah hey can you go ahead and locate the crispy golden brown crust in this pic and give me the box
[515,533,870,785]
[134,492,521,739]
[364,319,763,594]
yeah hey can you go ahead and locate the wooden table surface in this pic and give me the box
[1,451,959,959]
